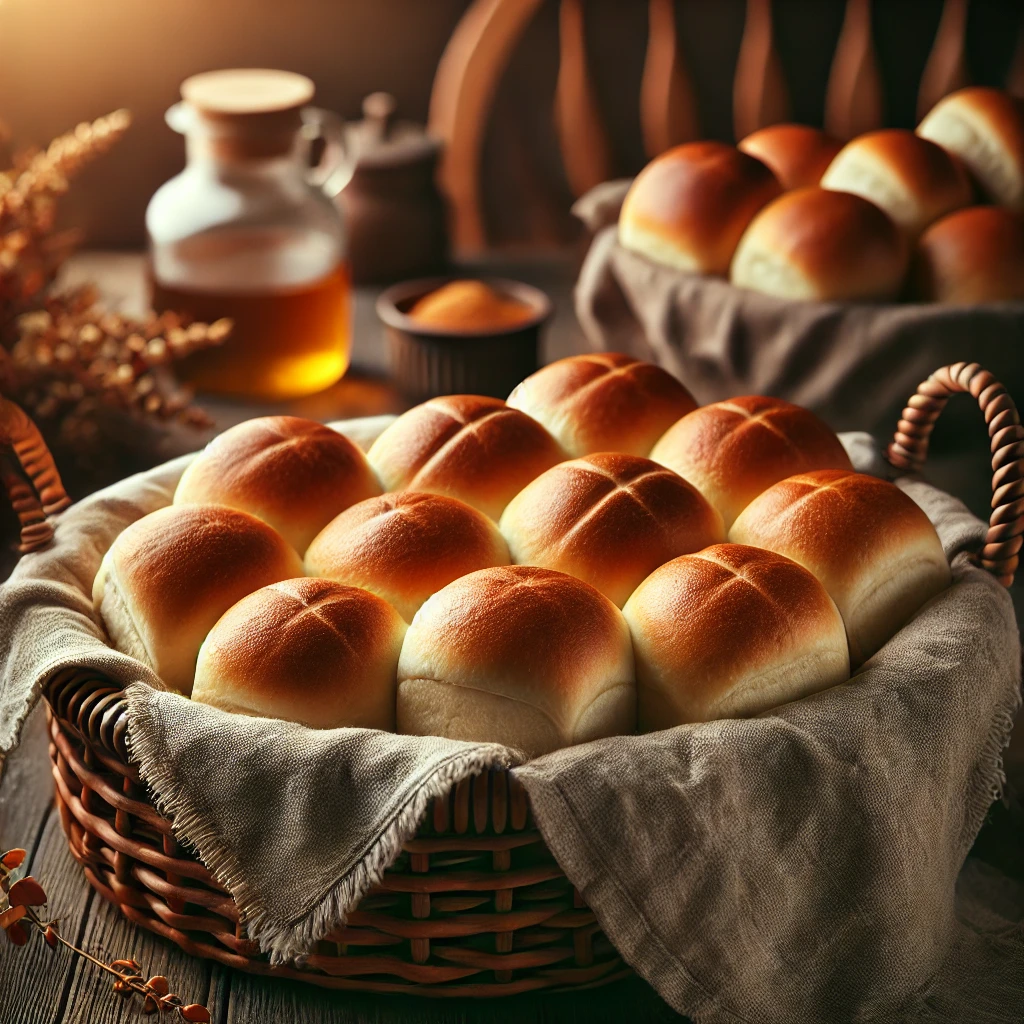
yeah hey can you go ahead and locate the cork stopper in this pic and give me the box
[178,69,316,158]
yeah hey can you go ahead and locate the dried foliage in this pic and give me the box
[1,847,210,1020]
[3,290,230,452]
[0,110,130,323]
[0,110,228,466]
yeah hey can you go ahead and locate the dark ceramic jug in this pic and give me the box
[337,92,450,285]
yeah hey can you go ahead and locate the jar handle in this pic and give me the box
[301,106,353,198]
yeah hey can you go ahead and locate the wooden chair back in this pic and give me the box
[428,0,1024,252]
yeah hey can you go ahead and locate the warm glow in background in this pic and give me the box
[1,0,1020,249]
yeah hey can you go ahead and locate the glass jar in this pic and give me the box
[147,69,353,400]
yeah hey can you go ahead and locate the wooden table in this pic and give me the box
[1,253,1022,1023]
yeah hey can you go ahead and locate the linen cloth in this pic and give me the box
[0,421,1021,1023]
[573,180,1024,439]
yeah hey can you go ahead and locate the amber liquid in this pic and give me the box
[150,262,352,400]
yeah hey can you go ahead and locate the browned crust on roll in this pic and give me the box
[738,124,843,190]
[649,395,852,527]
[193,577,406,730]
[366,395,566,521]
[174,415,382,555]
[729,187,909,301]
[912,205,1024,303]
[729,469,951,665]
[619,141,782,274]
[500,452,724,607]
[305,491,511,622]
[93,504,303,695]
[917,86,1024,209]
[506,353,697,458]
[397,565,635,755]
[623,543,849,727]
[820,129,972,236]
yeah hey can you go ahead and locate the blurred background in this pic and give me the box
[1,0,1021,252]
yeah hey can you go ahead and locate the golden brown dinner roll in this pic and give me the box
[93,504,302,695]
[738,123,843,190]
[305,491,511,622]
[917,87,1024,209]
[912,205,1024,303]
[649,395,852,528]
[730,469,950,665]
[366,395,565,521]
[729,187,908,301]
[174,416,381,555]
[192,577,406,730]
[619,141,782,274]
[623,544,849,728]
[500,453,724,607]
[397,565,635,757]
[506,352,697,458]
[820,129,972,236]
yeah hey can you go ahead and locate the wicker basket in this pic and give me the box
[32,362,1024,996]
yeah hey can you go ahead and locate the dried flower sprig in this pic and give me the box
[1,848,210,1020]
[0,110,131,322]
[0,110,229,492]
[4,287,230,447]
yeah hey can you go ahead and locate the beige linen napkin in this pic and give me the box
[0,426,1020,1022]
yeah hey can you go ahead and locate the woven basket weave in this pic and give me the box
[34,363,1023,996]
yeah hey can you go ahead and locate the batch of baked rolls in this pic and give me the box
[619,86,1024,304]
[92,353,951,758]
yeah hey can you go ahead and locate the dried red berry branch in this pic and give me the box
[1,847,210,1021]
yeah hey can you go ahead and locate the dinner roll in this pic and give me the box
[506,352,697,457]
[93,504,302,695]
[730,470,950,665]
[192,578,406,730]
[397,566,635,757]
[366,395,565,521]
[500,453,724,607]
[917,87,1024,209]
[619,141,782,274]
[305,491,511,622]
[174,416,381,555]
[623,544,849,728]
[649,396,852,528]
[912,205,1024,303]
[820,129,972,237]
[738,123,842,190]
[730,187,908,301]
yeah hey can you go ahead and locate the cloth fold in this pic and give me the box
[125,688,516,961]
[1,422,1021,1022]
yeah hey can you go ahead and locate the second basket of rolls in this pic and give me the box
[21,350,1020,1000]
[575,87,1024,444]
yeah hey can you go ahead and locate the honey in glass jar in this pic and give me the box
[147,69,353,400]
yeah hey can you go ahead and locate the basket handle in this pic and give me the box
[0,396,70,553]
[886,362,1024,588]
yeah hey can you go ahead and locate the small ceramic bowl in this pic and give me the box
[376,277,551,401]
